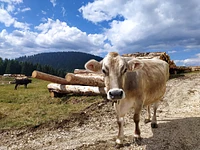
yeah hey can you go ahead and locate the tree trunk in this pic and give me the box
[32,70,69,85]
[65,73,105,87]
[47,83,106,96]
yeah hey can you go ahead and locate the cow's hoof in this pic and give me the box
[116,138,122,145]
[151,123,158,128]
[144,119,151,124]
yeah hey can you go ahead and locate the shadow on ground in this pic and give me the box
[76,117,200,150]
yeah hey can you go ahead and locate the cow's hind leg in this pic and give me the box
[151,102,159,128]
[144,105,151,124]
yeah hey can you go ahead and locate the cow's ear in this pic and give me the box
[128,59,144,71]
[85,59,102,72]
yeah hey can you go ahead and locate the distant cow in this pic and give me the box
[85,52,169,144]
[14,78,32,90]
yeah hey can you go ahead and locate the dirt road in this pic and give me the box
[1,73,200,150]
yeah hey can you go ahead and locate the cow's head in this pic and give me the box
[28,79,32,83]
[85,52,144,100]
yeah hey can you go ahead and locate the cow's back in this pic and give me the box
[124,59,169,106]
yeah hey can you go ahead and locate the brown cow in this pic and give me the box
[85,52,169,144]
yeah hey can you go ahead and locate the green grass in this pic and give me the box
[0,78,102,129]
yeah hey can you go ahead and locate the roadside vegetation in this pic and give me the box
[0,77,102,129]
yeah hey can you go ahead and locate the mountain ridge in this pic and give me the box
[16,51,103,72]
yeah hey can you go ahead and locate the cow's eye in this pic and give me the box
[122,68,127,74]
[124,68,127,73]
[102,69,107,74]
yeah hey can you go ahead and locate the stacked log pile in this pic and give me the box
[122,52,176,69]
[32,70,105,97]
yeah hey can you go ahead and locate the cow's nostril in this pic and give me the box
[120,91,123,97]
[109,91,114,99]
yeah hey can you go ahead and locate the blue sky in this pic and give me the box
[0,0,200,66]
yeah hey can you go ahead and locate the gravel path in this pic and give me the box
[0,73,200,150]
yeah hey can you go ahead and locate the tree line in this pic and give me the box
[0,58,66,77]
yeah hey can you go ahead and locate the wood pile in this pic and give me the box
[32,70,105,97]
[122,52,177,73]
[122,52,176,69]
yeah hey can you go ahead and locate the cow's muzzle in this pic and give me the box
[107,88,125,100]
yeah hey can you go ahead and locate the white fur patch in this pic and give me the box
[134,134,141,138]
[119,117,123,122]
[116,139,121,144]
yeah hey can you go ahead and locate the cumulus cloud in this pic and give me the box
[35,19,105,50]
[0,19,106,58]
[0,0,30,29]
[0,8,15,26]
[175,53,200,66]
[80,0,200,55]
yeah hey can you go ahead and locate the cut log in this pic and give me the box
[32,70,69,85]
[74,69,93,74]
[47,83,106,96]
[65,73,105,87]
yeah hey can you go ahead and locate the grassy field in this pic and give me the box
[0,77,102,130]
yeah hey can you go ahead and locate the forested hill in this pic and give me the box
[16,52,102,72]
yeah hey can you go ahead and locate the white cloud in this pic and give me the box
[80,0,200,54]
[13,21,29,30]
[50,0,56,7]
[0,19,106,59]
[175,53,200,66]
[6,4,15,12]
[0,8,15,26]
[0,7,30,30]
[35,19,105,50]
[0,0,30,30]
[21,7,31,12]
[41,10,47,15]
[0,0,23,4]
[168,50,177,54]
[61,7,66,16]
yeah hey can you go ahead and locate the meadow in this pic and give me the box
[0,77,101,129]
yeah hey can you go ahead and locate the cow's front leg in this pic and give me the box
[14,84,18,90]
[151,102,159,128]
[133,101,143,140]
[133,113,141,139]
[116,116,124,144]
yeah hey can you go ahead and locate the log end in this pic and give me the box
[32,70,37,78]
[65,73,73,82]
